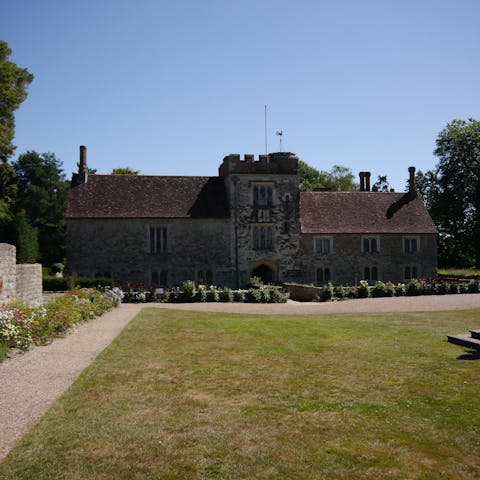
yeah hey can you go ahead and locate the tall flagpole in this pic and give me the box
[264,105,268,155]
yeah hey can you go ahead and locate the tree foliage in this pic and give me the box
[372,175,394,192]
[13,151,68,265]
[0,161,17,221]
[0,40,34,162]
[299,161,357,192]
[111,167,139,175]
[420,119,480,268]
[15,209,39,263]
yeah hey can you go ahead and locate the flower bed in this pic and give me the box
[0,287,123,361]
[286,278,480,302]
[119,281,288,304]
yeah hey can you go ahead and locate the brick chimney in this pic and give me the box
[79,145,88,184]
[359,172,371,191]
[408,166,416,192]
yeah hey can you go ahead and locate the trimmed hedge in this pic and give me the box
[43,276,114,291]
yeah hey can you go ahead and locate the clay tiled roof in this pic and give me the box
[301,192,437,234]
[67,175,230,219]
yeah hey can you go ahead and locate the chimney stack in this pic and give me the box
[79,145,88,184]
[408,166,416,192]
[359,172,371,191]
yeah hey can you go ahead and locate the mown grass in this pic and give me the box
[1,308,480,479]
[438,268,480,278]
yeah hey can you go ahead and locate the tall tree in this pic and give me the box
[299,161,357,192]
[0,41,34,162]
[0,161,17,243]
[422,119,480,268]
[13,151,68,265]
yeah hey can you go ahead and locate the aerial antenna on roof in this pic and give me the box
[276,130,284,152]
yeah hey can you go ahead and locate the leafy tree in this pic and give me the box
[111,167,139,174]
[0,161,17,221]
[421,119,480,268]
[299,161,357,192]
[0,41,34,162]
[13,151,68,265]
[372,175,394,192]
[15,209,39,263]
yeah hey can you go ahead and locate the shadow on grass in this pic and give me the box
[457,349,480,360]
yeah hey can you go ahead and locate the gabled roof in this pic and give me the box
[67,175,230,219]
[300,191,437,234]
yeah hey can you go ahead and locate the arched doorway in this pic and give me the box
[251,264,275,285]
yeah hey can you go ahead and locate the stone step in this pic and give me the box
[470,330,480,340]
[447,334,480,350]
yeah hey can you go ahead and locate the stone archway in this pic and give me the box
[251,264,275,285]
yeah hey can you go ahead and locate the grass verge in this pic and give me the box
[1,308,479,479]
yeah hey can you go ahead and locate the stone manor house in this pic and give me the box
[66,146,437,288]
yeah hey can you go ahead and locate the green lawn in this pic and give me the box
[1,308,480,479]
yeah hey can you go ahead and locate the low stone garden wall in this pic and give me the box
[0,243,43,306]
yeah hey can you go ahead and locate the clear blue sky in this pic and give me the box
[2,0,479,190]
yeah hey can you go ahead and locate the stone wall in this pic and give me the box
[66,218,234,287]
[0,243,16,303]
[300,233,437,285]
[0,243,43,305]
[16,264,43,306]
[283,283,322,301]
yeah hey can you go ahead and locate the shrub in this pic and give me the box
[219,287,234,303]
[268,287,288,303]
[395,283,406,296]
[319,282,334,301]
[233,290,246,302]
[245,288,262,303]
[206,286,220,302]
[43,276,68,291]
[468,281,480,293]
[76,277,114,288]
[434,282,448,295]
[195,284,207,302]
[259,287,271,303]
[406,279,424,296]
[333,285,346,299]
[180,281,196,302]
[357,280,370,298]
[371,281,388,298]
[448,283,459,294]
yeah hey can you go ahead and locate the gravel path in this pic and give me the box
[1,294,480,461]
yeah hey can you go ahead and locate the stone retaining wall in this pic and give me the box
[283,283,323,302]
[0,243,43,306]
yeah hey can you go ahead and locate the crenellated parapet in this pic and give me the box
[218,152,299,177]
